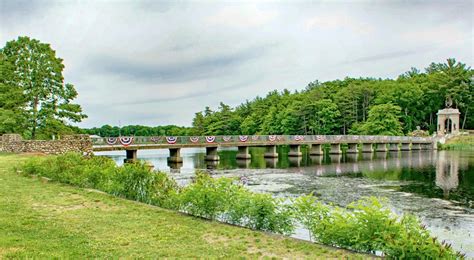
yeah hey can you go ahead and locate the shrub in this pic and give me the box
[293,195,463,258]
[178,172,294,234]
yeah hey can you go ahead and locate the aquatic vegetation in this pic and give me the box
[18,153,464,258]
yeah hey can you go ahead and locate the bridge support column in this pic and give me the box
[309,144,323,155]
[264,145,278,158]
[205,147,220,161]
[421,143,433,150]
[346,143,358,153]
[236,146,251,159]
[329,143,342,154]
[361,143,373,153]
[265,158,278,168]
[411,143,421,151]
[401,143,410,151]
[388,143,399,151]
[288,145,302,157]
[167,148,183,163]
[376,143,387,152]
[124,149,137,163]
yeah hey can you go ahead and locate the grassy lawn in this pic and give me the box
[442,134,474,150]
[0,154,367,258]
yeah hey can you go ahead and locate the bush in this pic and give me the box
[293,195,463,258]
[178,172,294,234]
[19,153,179,208]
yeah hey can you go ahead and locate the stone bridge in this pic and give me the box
[91,135,434,163]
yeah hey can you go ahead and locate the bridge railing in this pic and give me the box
[91,135,432,147]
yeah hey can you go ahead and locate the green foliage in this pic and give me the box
[351,104,403,136]
[1,36,87,139]
[191,59,473,135]
[19,153,178,208]
[293,195,463,258]
[84,124,192,137]
[178,172,294,234]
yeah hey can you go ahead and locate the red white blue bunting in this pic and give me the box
[294,135,304,141]
[268,135,277,142]
[106,137,117,145]
[316,135,324,141]
[223,136,232,142]
[119,136,133,146]
[239,135,248,142]
[166,136,178,144]
[189,136,200,143]
[205,136,216,143]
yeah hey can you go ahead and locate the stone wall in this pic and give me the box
[0,134,93,155]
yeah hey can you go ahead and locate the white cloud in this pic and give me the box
[207,5,278,28]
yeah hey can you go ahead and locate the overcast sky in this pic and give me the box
[1,0,472,128]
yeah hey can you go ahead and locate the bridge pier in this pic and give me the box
[205,147,220,161]
[421,143,432,150]
[361,143,373,153]
[264,145,278,158]
[375,143,387,152]
[401,143,411,151]
[236,146,251,159]
[411,143,421,151]
[388,143,399,151]
[265,157,278,168]
[124,149,137,163]
[346,143,358,153]
[167,148,183,163]
[309,144,323,155]
[288,145,302,157]
[236,159,251,168]
[329,143,342,154]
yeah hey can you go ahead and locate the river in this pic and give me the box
[95,148,474,257]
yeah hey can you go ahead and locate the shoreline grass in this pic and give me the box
[0,154,366,258]
[439,135,474,150]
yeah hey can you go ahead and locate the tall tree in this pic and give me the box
[1,36,87,139]
[353,104,403,136]
[0,52,27,134]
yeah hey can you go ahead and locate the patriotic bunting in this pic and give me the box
[205,136,216,143]
[239,135,248,142]
[119,136,133,146]
[223,136,232,142]
[294,135,304,141]
[106,137,117,145]
[189,136,200,143]
[166,136,178,144]
[268,135,277,142]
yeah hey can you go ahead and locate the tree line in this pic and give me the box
[191,59,473,136]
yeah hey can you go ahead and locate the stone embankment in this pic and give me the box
[0,134,92,155]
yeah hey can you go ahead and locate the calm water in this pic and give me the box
[95,147,474,257]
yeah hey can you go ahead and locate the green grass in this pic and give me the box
[0,154,368,258]
[440,135,474,150]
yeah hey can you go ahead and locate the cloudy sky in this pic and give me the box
[1,0,472,128]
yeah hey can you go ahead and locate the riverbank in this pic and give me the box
[439,134,474,150]
[0,154,363,258]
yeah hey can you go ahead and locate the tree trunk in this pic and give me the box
[31,96,39,140]
[462,107,468,130]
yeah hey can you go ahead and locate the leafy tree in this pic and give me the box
[1,36,87,139]
[353,104,403,136]
[0,52,27,134]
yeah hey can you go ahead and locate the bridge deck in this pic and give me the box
[92,135,433,151]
